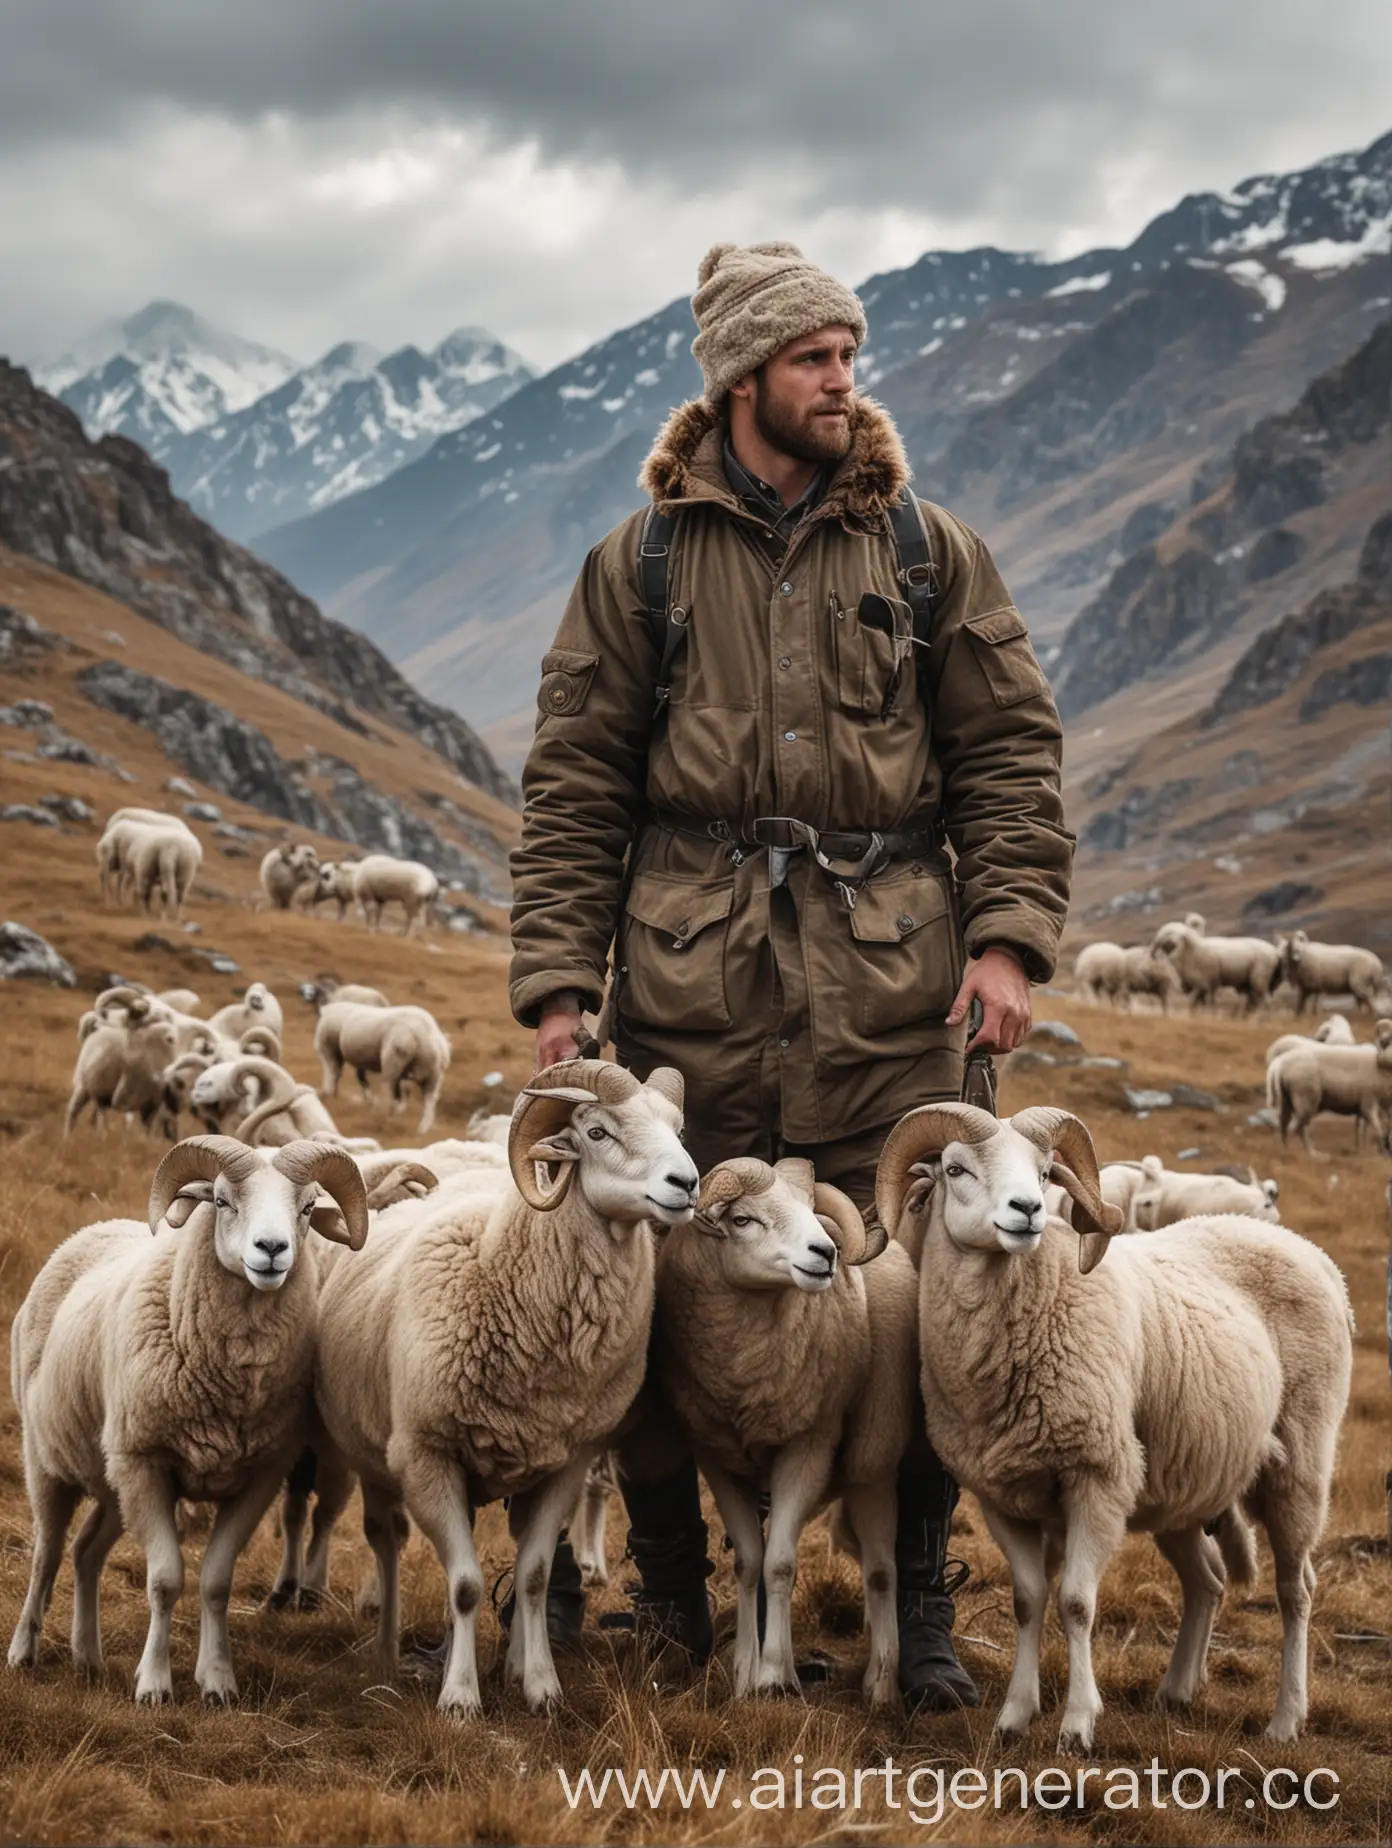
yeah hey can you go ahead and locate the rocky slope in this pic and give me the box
[1049,318,1391,718]
[0,362,516,805]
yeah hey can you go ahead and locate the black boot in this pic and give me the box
[598,1463,714,1661]
[896,1459,979,1712]
[497,1534,588,1656]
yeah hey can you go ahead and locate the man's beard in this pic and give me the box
[753,386,853,465]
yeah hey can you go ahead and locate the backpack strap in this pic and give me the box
[885,489,940,686]
[637,505,689,722]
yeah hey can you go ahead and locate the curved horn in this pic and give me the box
[148,1135,262,1232]
[95,984,151,1021]
[698,1159,776,1213]
[224,1056,298,1146]
[813,1182,884,1265]
[272,1141,370,1250]
[644,1066,685,1111]
[1010,1107,1122,1273]
[357,1158,439,1210]
[239,1024,283,1061]
[874,1103,999,1244]
[507,1060,640,1211]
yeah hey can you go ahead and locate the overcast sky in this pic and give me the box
[3,0,1388,374]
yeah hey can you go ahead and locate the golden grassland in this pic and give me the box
[0,829,1389,1844]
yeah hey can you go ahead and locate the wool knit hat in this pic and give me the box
[690,241,868,405]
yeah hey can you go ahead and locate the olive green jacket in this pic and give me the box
[509,395,1074,1141]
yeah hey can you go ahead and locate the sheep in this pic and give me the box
[1119,945,1182,1012]
[123,824,203,919]
[215,1056,381,1154]
[314,999,451,1135]
[156,988,202,1016]
[208,982,285,1043]
[1130,1155,1280,1228]
[300,978,390,1012]
[464,1108,511,1147]
[65,1006,178,1135]
[1046,1159,1149,1234]
[1265,1016,1357,1067]
[655,1157,915,1704]
[306,1058,698,1716]
[96,810,194,906]
[7,1136,367,1701]
[1278,930,1387,1015]
[258,843,320,912]
[309,862,359,922]
[1271,1021,1392,1157]
[91,986,220,1062]
[874,1100,1353,1748]
[1073,941,1125,1007]
[349,854,440,936]
[1151,921,1281,1012]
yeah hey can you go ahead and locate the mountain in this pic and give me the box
[36,301,300,448]
[0,362,517,818]
[37,307,534,542]
[254,131,1391,752]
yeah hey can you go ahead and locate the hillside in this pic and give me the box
[248,130,1391,751]
[0,361,516,808]
[1064,511,1392,949]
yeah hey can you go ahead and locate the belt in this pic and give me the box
[648,809,947,906]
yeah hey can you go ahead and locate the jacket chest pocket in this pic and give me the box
[828,592,903,718]
[805,862,963,1063]
[963,607,1049,708]
[618,871,734,1031]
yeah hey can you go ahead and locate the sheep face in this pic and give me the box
[151,1139,369,1292]
[243,983,271,1017]
[921,1124,1052,1258]
[697,1163,839,1291]
[1151,922,1190,962]
[559,1094,698,1226]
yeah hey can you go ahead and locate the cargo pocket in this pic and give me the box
[963,607,1048,708]
[807,862,963,1063]
[537,647,600,718]
[829,592,900,717]
[617,871,734,1031]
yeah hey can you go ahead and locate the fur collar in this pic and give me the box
[638,394,911,525]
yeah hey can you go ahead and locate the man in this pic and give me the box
[509,240,1073,1709]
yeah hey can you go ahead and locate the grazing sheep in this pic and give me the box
[96,811,194,906]
[1152,921,1280,1012]
[306,1059,697,1716]
[875,1101,1353,1748]
[300,978,390,1012]
[1265,1016,1357,1068]
[1073,941,1125,1007]
[217,1056,381,1154]
[7,1137,367,1701]
[89,986,217,1062]
[656,1157,915,1705]
[1271,1021,1392,1157]
[120,824,203,919]
[309,862,359,922]
[1119,945,1182,1012]
[1278,930,1387,1015]
[258,843,320,912]
[1130,1155,1280,1228]
[65,1006,178,1135]
[349,855,440,936]
[208,982,284,1043]
[314,1000,451,1135]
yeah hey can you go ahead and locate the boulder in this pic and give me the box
[0,922,76,986]
[1,804,58,827]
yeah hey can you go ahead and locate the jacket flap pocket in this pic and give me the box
[538,647,600,716]
[964,606,1029,646]
[625,872,733,945]
[849,870,951,944]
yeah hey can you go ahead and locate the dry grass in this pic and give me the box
[1,831,1390,1842]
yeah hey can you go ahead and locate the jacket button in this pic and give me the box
[778,656,791,669]
[897,914,916,933]
[779,580,794,596]
[676,918,691,935]
[783,730,797,742]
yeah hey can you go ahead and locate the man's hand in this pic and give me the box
[535,991,585,1073]
[947,946,1032,1055]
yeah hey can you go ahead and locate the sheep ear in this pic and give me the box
[527,1130,580,1165]
[310,1204,354,1245]
[160,1182,213,1229]
[1047,1161,1122,1273]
